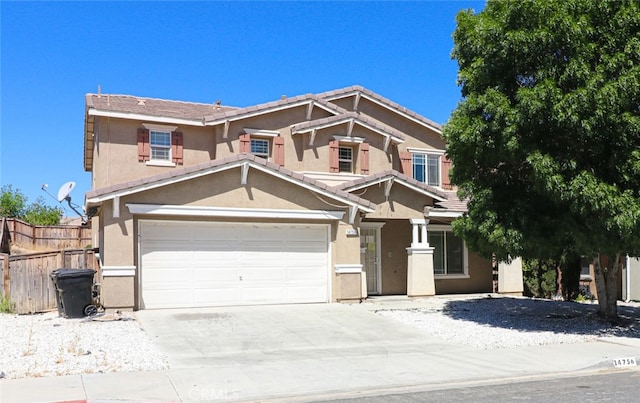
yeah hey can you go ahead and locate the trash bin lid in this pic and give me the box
[50,268,96,279]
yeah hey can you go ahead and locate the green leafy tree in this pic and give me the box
[444,0,640,321]
[0,185,27,218]
[0,186,62,225]
[23,197,63,226]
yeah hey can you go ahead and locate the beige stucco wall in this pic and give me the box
[101,276,135,310]
[435,251,493,294]
[92,117,216,189]
[362,183,432,220]
[336,272,363,301]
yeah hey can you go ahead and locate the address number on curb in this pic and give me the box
[613,357,637,368]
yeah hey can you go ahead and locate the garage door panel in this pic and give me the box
[194,267,240,282]
[140,221,329,309]
[195,288,240,306]
[242,267,285,282]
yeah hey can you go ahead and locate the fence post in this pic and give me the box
[2,253,10,298]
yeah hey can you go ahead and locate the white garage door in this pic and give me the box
[139,220,330,309]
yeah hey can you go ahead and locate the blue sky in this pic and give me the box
[1,1,483,217]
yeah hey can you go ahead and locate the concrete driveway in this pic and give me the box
[135,302,449,369]
[134,302,470,401]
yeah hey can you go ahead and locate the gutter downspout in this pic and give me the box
[625,255,631,303]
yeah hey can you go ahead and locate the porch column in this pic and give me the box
[406,219,435,297]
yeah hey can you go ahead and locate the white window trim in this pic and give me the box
[143,123,178,132]
[429,224,469,278]
[145,160,177,167]
[244,128,280,137]
[333,135,365,144]
[407,147,445,155]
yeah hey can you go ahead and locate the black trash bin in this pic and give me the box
[50,269,96,318]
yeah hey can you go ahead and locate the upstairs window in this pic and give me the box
[251,138,270,159]
[138,125,183,166]
[150,131,171,161]
[338,146,353,173]
[412,153,440,187]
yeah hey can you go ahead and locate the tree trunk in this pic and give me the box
[593,253,620,322]
[555,263,563,300]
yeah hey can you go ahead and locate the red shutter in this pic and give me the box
[137,128,150,162]
[239,134,251,153]
[274,136,285,166]
[172,131,183,165]
[329,140,340,173]
[399,151,412,177]
[359,142,370,175]
[441,155,452,189]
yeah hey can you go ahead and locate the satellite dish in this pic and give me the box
[57,181,76,202]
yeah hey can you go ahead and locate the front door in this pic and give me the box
[360,226,381,295]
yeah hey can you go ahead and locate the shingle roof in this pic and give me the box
[201,94,348,123]
[336,170,450,201]
[318,85,443,132]
[434,198,468,212]
[86,153,376,211]
[86,94,237,121]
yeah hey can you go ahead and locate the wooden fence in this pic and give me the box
[7,218,92,250]
[2,249,98,314]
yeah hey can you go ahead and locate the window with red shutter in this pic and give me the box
[172,131,183,165]
[399,151,412,177]
[274,136,285,166]
[441,155,452,190]
[239,134,251,153]
[137,128,150,162]
[329,140,340,173]
[359,143,370,175]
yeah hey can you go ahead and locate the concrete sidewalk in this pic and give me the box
[2,299,640,402]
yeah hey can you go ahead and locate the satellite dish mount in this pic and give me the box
[41,181,97,225]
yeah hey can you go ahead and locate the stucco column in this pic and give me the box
[406,218,435,297]
[498,257,524,295]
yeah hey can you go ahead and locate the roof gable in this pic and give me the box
[336,170,449,202]
[290,111,405,150]
[318,85,443,134]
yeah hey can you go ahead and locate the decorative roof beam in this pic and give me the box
[347,119,355,137]
[223,120,230,139]
[384,178,394,198]
[349,205,359,224]
[113,196,120,218]
[383,135,392,152]
[309,128,317,146]
[306,102,314,120]
[241,162,249,185]
[353,92,361,111]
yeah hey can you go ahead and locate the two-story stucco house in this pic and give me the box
[83,85,523,310]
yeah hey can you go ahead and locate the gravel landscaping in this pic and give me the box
[376,296,640,350]
[0,311,168,380]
